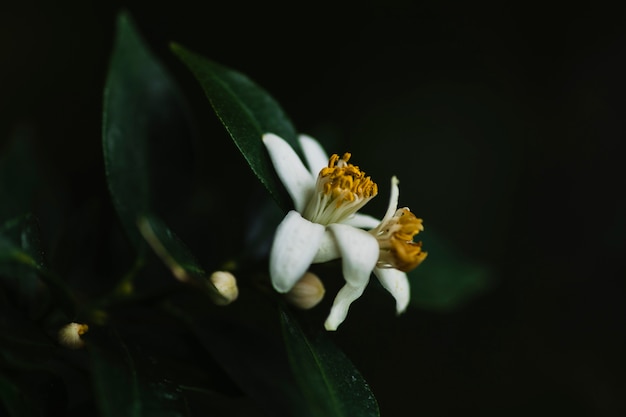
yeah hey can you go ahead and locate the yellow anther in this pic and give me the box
[303,151,378,225]
[77,324,89,335]
[328,154,339,168]
[318,153,378,204]
[374,208,427,272]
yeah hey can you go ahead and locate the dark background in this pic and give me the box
[2,1,625,416]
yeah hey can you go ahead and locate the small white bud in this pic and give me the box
[285,272,325,310]
[58,322,89,349]
[210,271,239,305]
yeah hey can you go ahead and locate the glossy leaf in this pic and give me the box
[170,43,298,211]
[0,217,75,319]
[137,214,226,303]
[102,11,195,253]
[280,307,380,417]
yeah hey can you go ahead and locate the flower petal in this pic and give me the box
[324,283,366,331]
[298,134,329,175]
[373,267,411,314]
[269,210,325,293]
[312,231,341,264]
[373,176,400,233]
[263,133,315,212]
[323,224,379,330]
[342,213,381,229]
[326,224,379,287]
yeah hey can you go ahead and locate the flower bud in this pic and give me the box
[210,271,239,305]
[285,272,325,309]
[58,322,89,349]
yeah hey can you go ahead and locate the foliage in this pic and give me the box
[0,10,491,416]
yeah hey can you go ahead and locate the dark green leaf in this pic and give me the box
[409,228,493,311]
[90,332,142,417]
[0,217,75,319]
[164,299,310,417]
[137,213,226,302]
[170,43,298,211]
[0,375,38,417]
[102,11,195,253]
[0,217,41,313]
[280,307,380,417]
[0,308,57,371]
[0,127,40,223]
[90,327,189,417]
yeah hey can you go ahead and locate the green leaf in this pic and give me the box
[409,229,493,311]
[170,43,298,211]
[102,11,195,253]
[90,331,143,417]
[164,300,310,417]
[0,216,76,319]
[0,375,38,417]
[90,327,189,417]
[0,216,42,315]
[0,311,56,371]
[0,127,40,223]
[280,307,380,417]
[136,213,227,303]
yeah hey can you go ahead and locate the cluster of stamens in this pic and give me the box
[302,153,378,225]
[372,208,427,272]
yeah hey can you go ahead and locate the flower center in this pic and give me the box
[372,208,427,272]
[302,153,378,225]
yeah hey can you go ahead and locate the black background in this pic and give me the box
[2,1,625,416]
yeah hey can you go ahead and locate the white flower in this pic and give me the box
[262,133,427,330]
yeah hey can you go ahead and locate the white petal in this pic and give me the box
[326,224,379,286]
[269,211,325,293]
[298,134,329,175]
[342,213,381,229]
[373,267,411,314]
[312,231,341,264]
[263,133,315,212]
[322,224,379,330]
[380,176,400,226]
[324,283,366,331]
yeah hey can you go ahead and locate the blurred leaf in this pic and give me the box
[0,375,38,417]
[0,310,56,370]
[102,11,195,254]
[280,307,380,417]
[0,127,40,223]
[0,216,44,316]
[164,299,311,417]
[170,43,298,212]
[409,229,493,312]
[0,216,75,319]
[137,213,226,303]
[90,327,189,417]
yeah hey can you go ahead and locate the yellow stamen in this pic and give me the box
[375,208,427,272]
[319,154,378,203]
[77,324,89,335]
[303,153,378,225]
